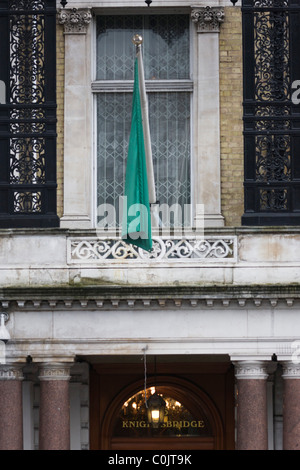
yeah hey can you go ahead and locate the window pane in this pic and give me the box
[97,92,190,227]
[96,15,190,81]
[150,92,190,211]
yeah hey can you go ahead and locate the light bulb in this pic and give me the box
[151,410,160,421]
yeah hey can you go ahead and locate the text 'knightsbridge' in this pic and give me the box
[122,419,205,429]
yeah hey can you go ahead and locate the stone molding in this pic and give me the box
[38,363,71,381]
[1,297,299,311]
[281,362,300,379]
[58,8,92,34]
[191,7,225,33]
[0,364,24,381]
[234,361,269,380]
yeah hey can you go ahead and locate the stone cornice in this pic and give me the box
[57,8,92,34]
[191,6,225,33]
[0,284,300,310]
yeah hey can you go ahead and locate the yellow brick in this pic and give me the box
[220,6,244,227]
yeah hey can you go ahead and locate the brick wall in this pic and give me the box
[220,6,244,227]
[56,24,65,219]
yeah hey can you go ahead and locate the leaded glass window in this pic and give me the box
[95,14,191,227]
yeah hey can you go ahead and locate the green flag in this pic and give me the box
[122,55,153,252]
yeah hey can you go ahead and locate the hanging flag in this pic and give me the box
[122,35,156,252]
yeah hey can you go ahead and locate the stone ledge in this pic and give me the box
[0,284,300,305]
[1,226,300,236]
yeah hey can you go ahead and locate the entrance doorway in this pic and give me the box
[89,358,235,450]
[108,383,220,450]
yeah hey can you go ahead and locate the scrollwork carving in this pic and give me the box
[191,7,225,33]
[69,236,236,263]
[58,8,92,34]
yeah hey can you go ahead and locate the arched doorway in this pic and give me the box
[101,376,225,450]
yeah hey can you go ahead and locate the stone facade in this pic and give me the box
[55,3,245,228]
[1,0,300,451]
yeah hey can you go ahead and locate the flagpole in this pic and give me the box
[122,35,155,251]
[132,34,157,205]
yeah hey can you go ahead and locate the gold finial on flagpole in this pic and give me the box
[132,34,143,46]
[132,34,143,54]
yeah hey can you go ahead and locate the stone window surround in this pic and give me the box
[58,3,226,229]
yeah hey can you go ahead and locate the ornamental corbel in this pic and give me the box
[58,8,92,34]
[191,6,225,33]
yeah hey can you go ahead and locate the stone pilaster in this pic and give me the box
[234,361,269,450]
[38,363,71,450]
[282,362,300,450]
[58,8,93,229]
[191,7,225,228]
[0,364,24,450]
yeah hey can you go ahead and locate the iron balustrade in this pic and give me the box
[0,0,59,227]
[242,0,300,225]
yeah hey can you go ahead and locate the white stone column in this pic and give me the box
[58,8,93,229]
[191,7,225,228]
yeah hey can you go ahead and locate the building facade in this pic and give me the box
[1,0,300,451]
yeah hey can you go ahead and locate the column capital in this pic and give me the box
[0,363,24,381]
[191,6,225,33]
[38,363,71,381]
[282,361,300,379]
[58,8,92,35]
[233,360,269,380]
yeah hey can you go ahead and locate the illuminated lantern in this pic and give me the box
[147,393,166,427]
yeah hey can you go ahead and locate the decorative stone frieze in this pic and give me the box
[234,361,269,380]
[191,7,225,33]
[68,236,236,263]
[0,364,24,381]
[58,8,92,34]
[38,363,71,381]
